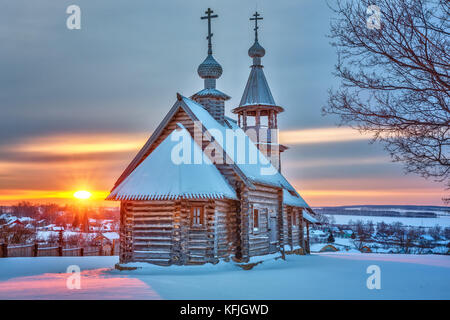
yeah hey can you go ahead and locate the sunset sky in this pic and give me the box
[0,0,447,207]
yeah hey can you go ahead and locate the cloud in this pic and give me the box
[283,156,389,169]
[0,132,149,193]
[279,127,371,145]
[298,188,447,206]
[0,189,110,205]
[4,132,147,155]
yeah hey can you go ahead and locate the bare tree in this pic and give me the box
[444,227,450,240]
[325,0,449,197]
[429,224,442,240]
[0,225,35,244]
[352,220,372,250]
[390,222,420,253]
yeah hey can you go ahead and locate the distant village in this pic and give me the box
[311,212,450,255]
[0,202,119,248]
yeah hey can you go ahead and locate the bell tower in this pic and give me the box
[232,12,286,171]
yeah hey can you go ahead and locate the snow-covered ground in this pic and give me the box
[327,214,450,228]
[0,253,449,299]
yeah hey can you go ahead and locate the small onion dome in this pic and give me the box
[197,54,223,79]
[248,40,265,58]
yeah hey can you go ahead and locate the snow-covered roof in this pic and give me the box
[303,211,318,223]
[6,219,24,227]
[281,190,317,222]
[107,125,237,201]
[310,229,326,236]
[282,189,309,208]
[182,96,297,192]
[191,88,231,100]
[420,234,434,241]
[103,232,120,240]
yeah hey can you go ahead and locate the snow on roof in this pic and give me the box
[6,219,24,226]
[282,189,309,208]
[310,229,326,236]
[182,96,297,192]
[420,234,434,241]
[303,211,318,223]
[103,232,120,240]
[19,217,34,222]
[191,88,231,100]
[107,125,237,201]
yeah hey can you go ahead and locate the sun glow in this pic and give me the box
[73,190,92,200]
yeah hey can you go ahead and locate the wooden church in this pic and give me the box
[107,9,318,266]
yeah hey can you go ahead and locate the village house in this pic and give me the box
[107,9,318,266]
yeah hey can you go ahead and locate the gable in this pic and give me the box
[108,125,237,201]
[112,95,246,191]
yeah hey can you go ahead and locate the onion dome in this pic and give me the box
[248,40,265,58]
[197,54,223,79]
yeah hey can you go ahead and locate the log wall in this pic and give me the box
[120,201,134,263]
[245,184,280,257]
[124,200,174,265]
[119,199,311,265]
[286,207,301,249]
[186,200,216,265]
[283,206,308,252]
[120,199,240,265]
[215,199,238,259]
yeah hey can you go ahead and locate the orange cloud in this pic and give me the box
[7,132,146,155]
[296,188,447,206]
[0,189,111,205]
[283,156,389,169]
[279,127,371,145]
[0,132,149,193]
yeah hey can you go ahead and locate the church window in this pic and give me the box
[252,208,259,232]
[190,206,204,227]
[292,211,298,227]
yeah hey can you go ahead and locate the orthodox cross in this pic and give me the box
[250,11,263,42]
[201,8,218,55]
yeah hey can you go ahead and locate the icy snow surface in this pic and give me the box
[0,253,449,299]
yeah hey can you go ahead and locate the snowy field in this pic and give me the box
[0,254,449,299]
[326,214,450,228]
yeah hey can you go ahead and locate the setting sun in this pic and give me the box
[73,190,92,200]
